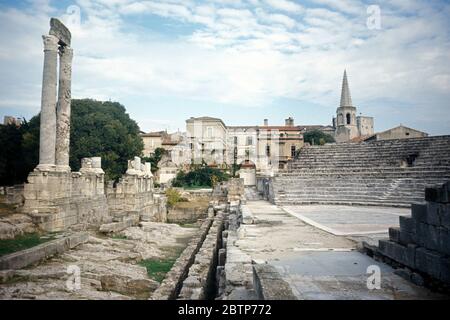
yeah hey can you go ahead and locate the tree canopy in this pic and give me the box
[171,165,229,188]
[0,121,38,186]
[0,99,144,184]
[142,147,166,174]
[303,129,335,146]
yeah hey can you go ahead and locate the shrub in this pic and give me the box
[165,188,182,208]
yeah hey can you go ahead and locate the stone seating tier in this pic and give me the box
[272,136,450,207]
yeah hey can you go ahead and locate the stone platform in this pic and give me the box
[283,205,410,236]
[226,200,448,299]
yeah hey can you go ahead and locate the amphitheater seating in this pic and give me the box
[272,136,450,207]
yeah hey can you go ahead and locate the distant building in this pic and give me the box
[141,130,185,157]
[332,70,374,142]
[186,116,228,166]
[364,125,428,141]
[3,116,23,126]
[186,116,305,179]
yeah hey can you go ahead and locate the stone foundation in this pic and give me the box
[22,159,109,232]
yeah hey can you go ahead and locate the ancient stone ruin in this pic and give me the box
[2,17,450,301]
[371,182,450,285]
[18,19,165,232]
[268,136,450,207]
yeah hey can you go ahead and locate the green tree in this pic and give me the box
[304,129,335,146]
[0,121,38,185]
[142,147,166,174]
[0,99,144,184]
[172,165,229,188]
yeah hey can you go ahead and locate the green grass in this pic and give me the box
[0,233,56,257]
[111,234,127,240]
[139,258,177,283]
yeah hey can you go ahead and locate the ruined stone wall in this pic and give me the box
[19,156,167,233]
[106,156,167,223]
[178,212,224,300]
[375,181,450,286]
[212,178,245,204]
[22,158,109,232]
[151,217,214,300]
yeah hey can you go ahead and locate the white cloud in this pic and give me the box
[0,0,449,134]
[263,0,304,14]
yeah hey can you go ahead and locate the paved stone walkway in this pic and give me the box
[238,200,446,300]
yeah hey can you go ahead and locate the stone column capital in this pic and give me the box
[42,35,59,52]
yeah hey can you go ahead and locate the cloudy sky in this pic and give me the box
[0,0,449,134]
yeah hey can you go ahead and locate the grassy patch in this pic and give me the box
[139,258,177,283]
[0,233,56,257]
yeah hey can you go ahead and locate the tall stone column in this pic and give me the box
[37,35,59,171]
[55,46,73,171]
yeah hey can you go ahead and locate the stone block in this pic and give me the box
[425,182,450,203]
[399,216,416,235]
[0,232,88,270]
[416,223,440,251]
[411,203,427,223]
[441,204,450,229]
[438,227,450,256]
[388,227,400,243]
[218,248,226,266]
[378,240,416,268]
[426,202,444,226]
[415,247,450,283]
[252,264,297,300]
[399,231,415,245]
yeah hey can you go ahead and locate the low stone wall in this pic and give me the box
[167,205,208,224]
[0,232,89,270]
[178,212,224,299]
[372,181,450,286]
[178,189,212,201]
[151,217,214,300]
[220,205,256,299]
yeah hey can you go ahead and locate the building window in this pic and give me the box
[246,136,253,146]
[266,145,270,157]
[207,127,213,138]
[234,136,238,145]
[291,145,296,157]
[346,113,351,125]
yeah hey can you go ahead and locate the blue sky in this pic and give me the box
[0,0,449,134]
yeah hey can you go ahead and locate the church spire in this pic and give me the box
[340,69,353,107]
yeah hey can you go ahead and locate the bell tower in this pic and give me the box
[335,70,358,142]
